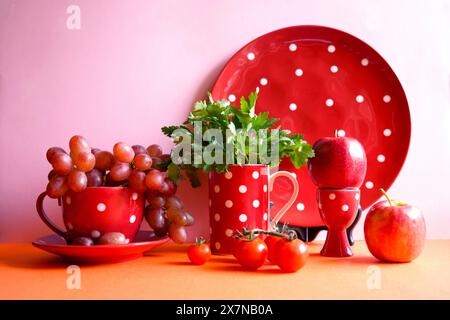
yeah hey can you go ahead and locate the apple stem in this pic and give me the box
[334,129,338,138]
[379,188,393,206]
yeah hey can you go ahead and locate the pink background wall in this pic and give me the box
[0,0,449,242]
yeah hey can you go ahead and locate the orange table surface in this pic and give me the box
[0,240,449,300]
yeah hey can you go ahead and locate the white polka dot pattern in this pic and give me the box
[97,203,106,212]
[239,214,247,222]
[129,215,136,224]
[225,200,233,208]
[238,185,247,193]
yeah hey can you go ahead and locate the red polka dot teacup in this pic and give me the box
[36,187,144,243]
[209,164,299,254]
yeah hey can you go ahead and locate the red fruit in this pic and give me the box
[364,189,426,263]
[74,152,95,172]
[46,176,68,198]
[165,196,184,209]
[69,135,90,159]
[109,162,131,181]
[113,142,135,163]
[145,169,165,191]
[134,153,153,171]
[46,147,66,162]
[86,169,103,187]
[159,178,177,196]
[128,170,147,193]
[265,235,283,264]
[94,151,115,171]
[235,238,268,270]
[188,239,211,265]
[51,153,73,176]
[147,144,163,157]
[67,170,88,192]
[308,133,366,188]
[132,145,148,155]
[146,192,166,208]
[274,238,309,273]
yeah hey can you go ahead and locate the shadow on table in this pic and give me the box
[0,250,68,269]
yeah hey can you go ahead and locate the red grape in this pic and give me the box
[69,135,90,159]
[134,153,152,171]
[67,170,88,192]
[169,224,187,244]
[86,169,103,187]
[165,196,184,209]
[129,169,147,193]
[145,169,165,191]
[166,206,183,223]
[46,175,68,198]
[98,232,128,245]
[160,154,171,163]
[144,206,167,230]
[151,157,162,168]
[51,153,73,175]
[110,162,131,181]
[47,169,58,181]
[46,147,66,162]
[71,237,94,246]
[113,142,135,163]
[105,173,124,186]
[147,144,163,157]
[91,148,101,155]
[184,212,195,226]
[94,151,114,171]
[132,145,148,155]
[170,211,191,226]
[74,152,95,172]
[146,192,166,208]
[159,178,177,196]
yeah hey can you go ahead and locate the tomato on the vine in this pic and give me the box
[275,238,308,273]
[235,238,268,270]
[264,235,282,264]
[187,237,211,265]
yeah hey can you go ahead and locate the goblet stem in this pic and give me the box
[321,228,353,257]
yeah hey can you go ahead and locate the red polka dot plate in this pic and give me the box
[211,25,411,229]
[32,231,170,264]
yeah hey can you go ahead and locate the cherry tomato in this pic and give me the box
[274,238,309,273]
[187,239,211,265]
[264,235,283,264]
[235,238,268,270]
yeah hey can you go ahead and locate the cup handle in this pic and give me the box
[36,192,67,238]
[268,171,299,231]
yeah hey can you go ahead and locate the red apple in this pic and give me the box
[364,189,426,262]
[308,132,367,188]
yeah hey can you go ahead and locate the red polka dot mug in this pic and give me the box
[36,187,144,243]
[209,164,299,255]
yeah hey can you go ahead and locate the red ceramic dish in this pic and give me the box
[32,231,169,264]
[211,25,411,229]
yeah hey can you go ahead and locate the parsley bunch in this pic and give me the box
[161,91,314,186]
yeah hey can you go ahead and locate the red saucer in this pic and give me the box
[32,231,169,264]
[212,25,411,228]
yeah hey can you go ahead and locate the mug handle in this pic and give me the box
[36,191,67,238]
[268,171,299,231]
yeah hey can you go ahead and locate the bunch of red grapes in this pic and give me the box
[45,135,194,243]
